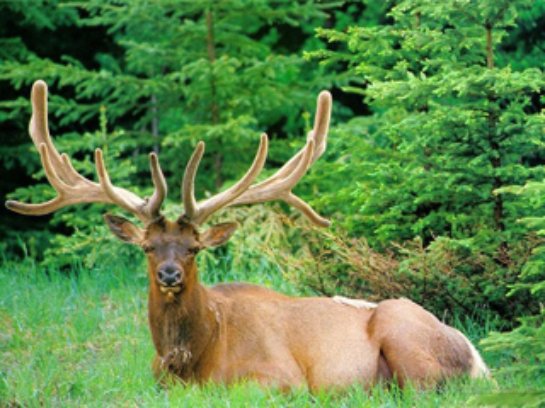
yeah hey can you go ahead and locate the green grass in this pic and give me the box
[0,256,540,407]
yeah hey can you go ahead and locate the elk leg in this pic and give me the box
[151,354,184,387]
[368,298,473,388]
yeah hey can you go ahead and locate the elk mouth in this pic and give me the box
[158,283,184,302]
[159,284,183,294]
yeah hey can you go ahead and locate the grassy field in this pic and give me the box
[0,255,538,407]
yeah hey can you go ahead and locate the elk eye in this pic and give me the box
[188,247,200,255]
[143,245,155,253]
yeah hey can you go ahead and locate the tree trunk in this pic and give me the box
[485,24,509,265]
[151,94,159,153]
[206,9,222,188]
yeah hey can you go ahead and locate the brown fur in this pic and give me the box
[105,217,487,390]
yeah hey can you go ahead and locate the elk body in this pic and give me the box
[7,81,489,391]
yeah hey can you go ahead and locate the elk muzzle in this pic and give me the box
[157,263,184,292]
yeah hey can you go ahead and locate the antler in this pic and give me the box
[181,91,332,227]
[5,80,167,223]
[7,82,332,227]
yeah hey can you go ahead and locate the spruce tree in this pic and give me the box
[312,0,545,318]
[0,0,335,264]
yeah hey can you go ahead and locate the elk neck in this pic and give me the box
[147,262,221,377]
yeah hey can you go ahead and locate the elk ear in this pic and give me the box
[104,214,143,244]
[200,222,237,248]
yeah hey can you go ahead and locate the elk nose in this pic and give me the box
[158,265,182,286]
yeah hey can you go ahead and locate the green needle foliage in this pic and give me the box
[472,178,545,407]
[310,0,545,321]
[0,0,338,264]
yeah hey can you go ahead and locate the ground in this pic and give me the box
[0,257,539,407]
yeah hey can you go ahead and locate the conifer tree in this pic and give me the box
[0,0,335,263]
[477,178,545,406]
[312,0,545,317]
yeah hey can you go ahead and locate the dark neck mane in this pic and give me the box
[148,283,220,379]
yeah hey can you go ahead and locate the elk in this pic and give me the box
[7,80,489,391]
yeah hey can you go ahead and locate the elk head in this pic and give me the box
[6,80,332,302]
[103,215,237,301]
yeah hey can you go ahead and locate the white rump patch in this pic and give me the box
[456,329,490,379]
[332,295,378,310]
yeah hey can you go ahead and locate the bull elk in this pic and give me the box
[6,80,489,391]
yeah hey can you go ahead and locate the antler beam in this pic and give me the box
[180,91,332,227]
[6,81,332,228]
[5,80,167,223]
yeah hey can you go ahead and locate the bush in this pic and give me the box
[265,215,538,324]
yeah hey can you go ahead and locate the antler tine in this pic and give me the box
[181,134,269,224]
[6,80,167,222]
[310,90,332,162]
[29,80,83,185]
[6,143,69,215]
[148,152,168,218]
[182,141,205,220]
[39,143,70,193]
[284,193,329,226]
[228,138,330,227]
[6,195,65,216]
[95,149,167,221]
[227,91,332,227]
[243,91,332,192]
[189,133,269,225]
[242,138,314,203]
